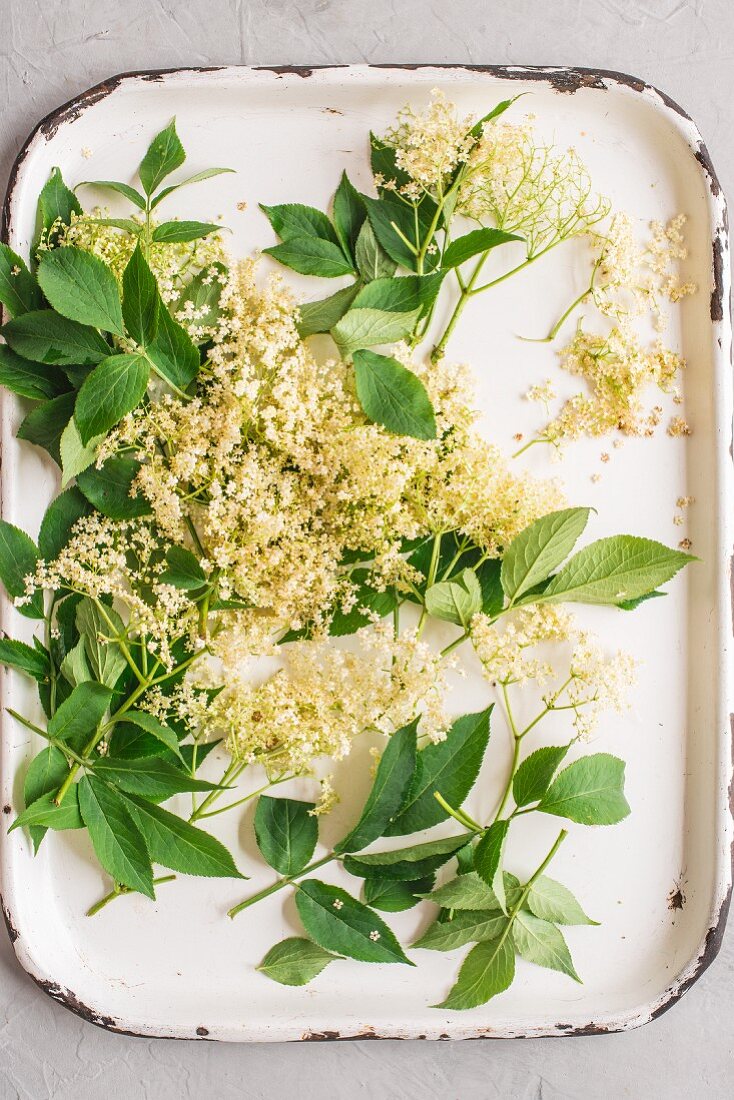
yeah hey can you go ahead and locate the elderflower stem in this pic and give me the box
[86,874,176,918]
[228,852,337,918]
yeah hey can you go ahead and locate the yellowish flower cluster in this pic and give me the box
[471,605,575,686]
[382,89,476,198]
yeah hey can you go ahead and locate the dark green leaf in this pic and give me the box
[501,508,591,602]
[47,681,112,743]
[297,284,360,338]
[122,244,159,347]
[9,787,84,834]
[139,120,186,196]
[474,820,509,912]
[354,220,397,282]
[442,228,522,269]
[0,244,42,317]
[0,637,49,681]
[59,637,92,688]
[264,238,355,278]
[78,775,154,896]
[352,349,436,440]
[260,202,340,246]
[362,193,438,273]
[616,590,666,611]
[36,168,82,247]
[468,97,519,139]
[332,172,366,260]
[38,487,91,561]
[146,303,200,389]
[23,745,70,852]
[151,221,221,244]
[0,345,67,400]
[0,519,43,618]
[512,745,571,808]
[387,708,492,835]
[413,909,508,952]
[512,912,581,982]
[74,352,150,443]
[150,167,235,209]
[160,546,207,590]
[254,795,318,876]
[538,536,695,607]
[3,310,110,366]
[435,935,515,1010]
[176,263,226,333]
[369,134,411,192]
[179,739,221,773]
[37,247,124,335]
[538,753,630,825]
[335,718,418,854]
[118,710,183,761]
[295,879,412,965]
[343,833,469,881]
[77,456,151,519]
[124,793,244,878]
[17,391,75,464]
[77,180,147,210]
[526,876,599,925]
[363,874,434,913]
[93,757,226,800]
[352,273,442,314]
[258,937,339,986]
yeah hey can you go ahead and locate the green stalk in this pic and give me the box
[87,874,176,918]
[228,852,337,918]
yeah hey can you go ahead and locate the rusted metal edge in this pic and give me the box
[0,62,731,1044]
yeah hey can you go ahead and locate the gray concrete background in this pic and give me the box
[1,1,733,1096]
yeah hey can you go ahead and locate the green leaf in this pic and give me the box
[363,874,434,913]
[335,718,418,854]
[36,168,82,246]
[254,796,318,876]
[47,681,112,743]
[354,220,397,282]
[0,637,49,681]
[150,167,235,209]
[0,345,67,400]
[88,217,142,234]
[423,871,501,912]
[159,546,207,590]
[37,247,124,336]
[352,349,436,440]
[175,263,226,335]
[119,711,183,762]
[17,391,75,464]
[0,519,43,619]
[77,457,151,519]
[3,310,110,366]
[0,244,42,317]
[39,487,91,561]
[387,708,492,835]
[93,757,225,800]
[425,568,482,628]
[78,775,154,897]
[123,793,244,878]
[297,284,360,338]
[23,745,70,852]
[474,820,509,912]
[295,879,413,965]
[526,876,598,926]
[9,788,84,834]
[468,97,520,138]
[139,120,185,196]
[260,202,340,246]
[59,638,92,688]
[77,180,147,210]
[434,935,515,1010]
[258,937,339,986]
[442,228,522,269]
[352,273,443,314]
[343,833,469,881]
[362,193,438,273]
[616,590,666,611]
[151,221,221,244]
[59,417,103,486]
[75,598,127,687]
[512,745,571,808]
[332,172,366,260]
[414,909,508,952]
[501,508,591,602]
[512,912,581,982]
[538,753,630,825]
[537,536,695,607]
[122,244,159,347]
[178,739,221,773]
[264,237,355,278]
[332,307,420,357]
[369,133,411,192]
[329,578,398,636]
[146,303,200,390]
[74,352,150,444]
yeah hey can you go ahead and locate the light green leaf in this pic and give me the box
[59,638,93,688]
[75,598,127,687]
[425,568,482,628]
[74,352,150,444]
[423,871,500,911]
[150,167,235,209]
[0,519,43,619]
[502,508,592,602]
[122,244,159,347]
[538,753,630,825]
[512,745,571,808]
[254,795,318,876]
[354,220,397,282]
[23,745,70,852]
[434,935,515,1010]
[0,243,42,317]
[295,879,413,965]
[124,793,244,878]
[59,418,103,486]
[258,937,339,986]
[3,310,111,366]
[139,120,185,196]
[387,708,492,835]
[151,221,221,244]
[47,681,112,743]
[297,284,360,338]
[512,911,581,982]
[352,274,443,314]
[537,536,695,607]
[78,775,154,896]
[37,247,124,335]
[9,788,84,834]
[352,349,436,440]
[413,909,508,952]
[474,819,509,913]
[175,263,226,335]
[332,307,420,357]
[526,876,599,926]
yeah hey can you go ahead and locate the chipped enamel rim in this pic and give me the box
[0,64,731,1042]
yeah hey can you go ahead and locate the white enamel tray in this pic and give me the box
[0,65,731,1042]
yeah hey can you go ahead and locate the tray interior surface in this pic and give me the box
[0,66,731,1040]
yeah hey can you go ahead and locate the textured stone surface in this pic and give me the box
[1,2,733,1096]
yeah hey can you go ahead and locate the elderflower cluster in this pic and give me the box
[381,89,476,197]
[471,605,576,686]
[204,624,449,775]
